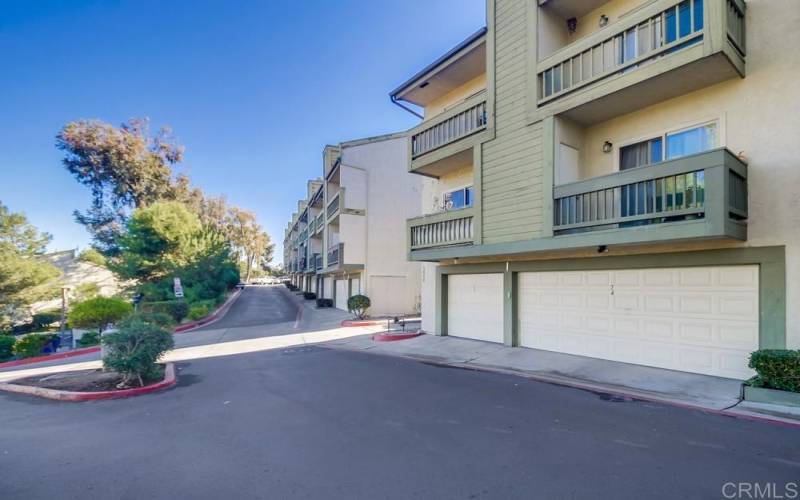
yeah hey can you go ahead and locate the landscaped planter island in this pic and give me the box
[743,349,800,408]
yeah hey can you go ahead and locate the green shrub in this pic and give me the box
[69,297,133,333]
[0,335,15,361]
[347,294,371,320]
[140,300,189,323]
[102,314,175,387]
[134,311,176,330]
[77,331,101,347]
[12,334,56,358]
[32,310,61,330]
[303,292,316,300]
[316,298,333,308]
[77,248,107,267]
[187,304,211,321]
[748,350,800,393]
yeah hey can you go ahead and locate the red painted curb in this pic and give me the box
[0,363,177,402]
[174,289,242,333]
[0,346,101,369]
[373,330,424,342]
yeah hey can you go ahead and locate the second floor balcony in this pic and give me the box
[553,148,747,243]
[407,207,475,252]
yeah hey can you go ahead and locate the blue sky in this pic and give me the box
[0,0,485,261]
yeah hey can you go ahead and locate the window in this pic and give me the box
[619,121,717,170]
[665,122,717,160]
[444,186,474,210]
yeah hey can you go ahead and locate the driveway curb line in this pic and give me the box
[174,289,243,333]
[327,343,800,429]
[0,346,101,369]
[0,363,177,401]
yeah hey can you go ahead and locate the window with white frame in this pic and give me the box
[443,186,474,210]
[619,121,718,170]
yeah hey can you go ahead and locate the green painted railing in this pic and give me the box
[411,92,487,159]
[408,208,474,250]
[538,0,713,105]
[553,148,747,234]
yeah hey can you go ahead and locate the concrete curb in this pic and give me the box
[342,317,422,327]
[0,363,176,402]
[174,289,243,333]
[327,343,800,429]
[372,330,424,342]
[0,346,101,369]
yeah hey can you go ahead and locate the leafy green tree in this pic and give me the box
[226,207,274,282]
[68,296,133,333]
[56,118,185,253]
[0,202,61,329]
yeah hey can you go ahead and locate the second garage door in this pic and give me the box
[335,279,349,311]
[448,274,504,343]
[518,266,759,379]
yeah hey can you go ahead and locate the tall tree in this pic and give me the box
[0,202,61,329]
[226,208,274,282]
[56,118,184,253]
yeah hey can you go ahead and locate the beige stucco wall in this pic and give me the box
[424,74,487,119]
[341,136,424,315]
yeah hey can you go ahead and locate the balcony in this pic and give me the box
[536,0,746,125]
[312,213,324,235]
[553,148,747,242]
[326,191,341,220]
[314,253,323,271]
[327,243,342,266]
[409,91,488,177]
[407,207,475,251]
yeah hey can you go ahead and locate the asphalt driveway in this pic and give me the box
[2,344,799,500]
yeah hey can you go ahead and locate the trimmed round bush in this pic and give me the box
[187,304,212,321]
[102,313,175,387]
[0,335,15,361]
[69,297,133,333]
[77,331,101,347]
[347,294,371,320]
[748,350,800,393]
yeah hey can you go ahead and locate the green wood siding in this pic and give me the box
[482,0,544,245]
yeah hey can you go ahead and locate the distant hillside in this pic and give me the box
[31,249,123,313]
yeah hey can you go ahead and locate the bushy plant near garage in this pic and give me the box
[748,350,800,393]
[102,313,174,387]
[347,295,370,320]
[303,292,316,300]
[316,298,333,308]
[12,333,56,358]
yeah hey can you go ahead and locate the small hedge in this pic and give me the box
[316,298,333,308]
[12,334,56,358]
[0,335,15,361]
[303,292,317,300]
[103,313,175,387]
[77,331,101,347]
[347,294,371,320]
[188,304,212,321]
[32,310,61,330]
[748,350,800,393]
[140,300,189,323]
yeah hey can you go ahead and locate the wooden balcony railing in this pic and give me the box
[408,208,475,250]
[411,92,487,159]
[553,148,747,235]
[538,0,727,106]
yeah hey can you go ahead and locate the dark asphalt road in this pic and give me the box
[195,286,300,331]
[2,345,799,500]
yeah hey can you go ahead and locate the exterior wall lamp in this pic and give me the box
[602,141,613,153]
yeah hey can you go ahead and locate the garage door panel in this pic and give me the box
[448,274,503,343]
[519,265,759,379]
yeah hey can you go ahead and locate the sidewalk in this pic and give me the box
[325,333,800,426]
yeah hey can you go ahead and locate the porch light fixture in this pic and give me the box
[599,14,609,27]
[602,141,613,153]
[597,245,609,254]
[566,17,577,33]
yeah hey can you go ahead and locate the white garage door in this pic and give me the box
[448,274,504,343]
[518,266,759,379]
[335,279,349,311]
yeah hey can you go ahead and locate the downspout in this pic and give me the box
[391,95,424,119]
